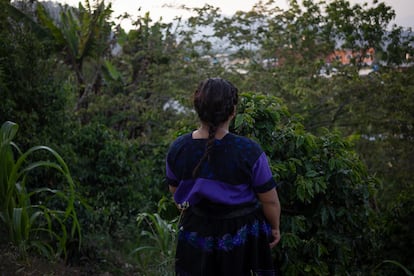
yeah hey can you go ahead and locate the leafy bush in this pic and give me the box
[68,122,168,240]
[378,188,414,274]
[0,11,74,150]
[233,92,380,275]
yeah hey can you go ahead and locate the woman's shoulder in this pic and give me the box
[227,133,262,152]
[169,132,192,148]
[168,132,198,156]
[227,133,259,144]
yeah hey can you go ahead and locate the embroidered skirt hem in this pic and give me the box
[175,203,276,276]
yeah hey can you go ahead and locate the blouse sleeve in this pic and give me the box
[165,159,179,187]
[251,152,277,193]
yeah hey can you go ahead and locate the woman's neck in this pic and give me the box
[193,123,230,140]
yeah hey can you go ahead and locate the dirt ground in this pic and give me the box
[0,243,141,276]
[0,244,83,276]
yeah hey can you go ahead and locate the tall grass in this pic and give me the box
[0,121,81,259]
[373,260,414,276]
[131,211,178,275]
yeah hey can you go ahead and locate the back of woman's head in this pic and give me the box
[192,78,239,177]
[193,78,238,127]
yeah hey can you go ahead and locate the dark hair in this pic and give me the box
[192,78,239,177]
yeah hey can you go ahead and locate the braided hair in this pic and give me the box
[192,78,239,177]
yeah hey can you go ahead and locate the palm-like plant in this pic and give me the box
[0,121,81,259]
[36,0,114,109]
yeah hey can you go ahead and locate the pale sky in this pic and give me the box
[50,0,414,30]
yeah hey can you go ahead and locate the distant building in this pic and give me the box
[326,48,375,66]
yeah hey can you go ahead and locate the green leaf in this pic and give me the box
[296,135,305,148]
[305,170,318,178]
[281,233,301,249]
[103,60,123,82]
[234,114,244,129]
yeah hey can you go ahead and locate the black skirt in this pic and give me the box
[175,201,276,276]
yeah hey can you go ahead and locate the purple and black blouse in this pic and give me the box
[166,132,277,207]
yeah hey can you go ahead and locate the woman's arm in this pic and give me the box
[169,185,177,194]
[257,188,281,248]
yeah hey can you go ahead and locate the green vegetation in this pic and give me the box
[132,211,177,274]
[234,93,380,274]
[0,121,81,259]
[1,0,413,274]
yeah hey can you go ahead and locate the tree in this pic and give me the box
[0,0,73,149]
[36,0,114,110]
[350,68,414,272]
[325,0,395,67]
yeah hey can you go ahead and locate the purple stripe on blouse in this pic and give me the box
[174,178,256,206]
[252,152,273,187]
[166,160,177,180]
